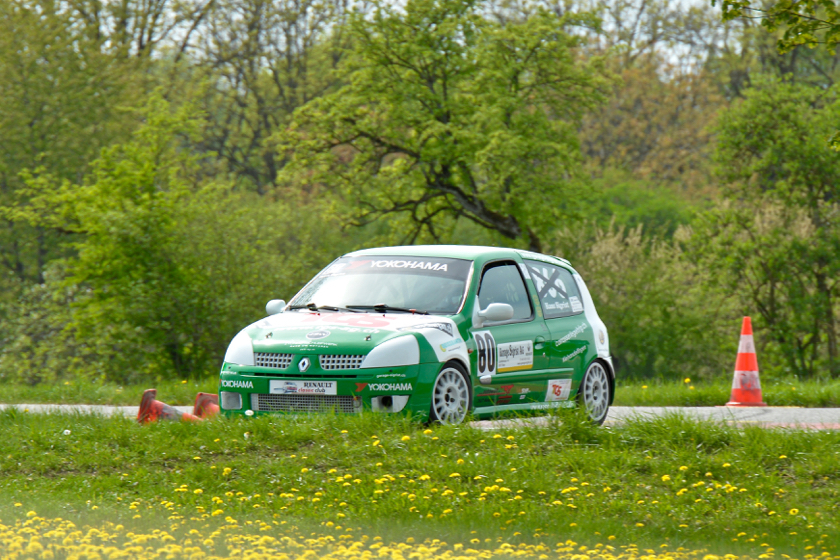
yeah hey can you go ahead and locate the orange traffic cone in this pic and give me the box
[193,392,220,419]
[726,317,767,407]
[137,388,202,423]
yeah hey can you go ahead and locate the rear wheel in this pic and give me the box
[579,361,611,425]
[429,363,471,424]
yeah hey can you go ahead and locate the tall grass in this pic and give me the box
[1,409,838,557]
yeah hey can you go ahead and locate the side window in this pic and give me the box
[524,259,583,319]
[478,262,533,321]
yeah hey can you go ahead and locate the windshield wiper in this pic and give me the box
[347,304,429,315]
[287,303,360,313]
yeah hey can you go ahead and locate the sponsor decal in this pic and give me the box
[270,380,336,395]
[531,401,575,410]
[355,382,413,392]
[569,296,583,313]
[221,379,254,389]
[546,379,572,401]
[399,322,454,336]
[300,314,391,328]
[439,339,463,353]
[287,342,338,348]
[497,340,533,372]
[555,322,588,346]
[561,345,587,363]
[520,388,530,394]
[371,260,448,271]
[473,331,497,377]
[598,330,605,345]
[500,385,514,394]
[307,330,330,340]
[376,373,406,379]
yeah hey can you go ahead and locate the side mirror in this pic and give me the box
[474,302,514,328]
[266,299,286,315]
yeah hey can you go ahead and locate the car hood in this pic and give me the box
[242,311,460,355]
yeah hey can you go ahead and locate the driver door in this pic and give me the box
[470,261,550,411]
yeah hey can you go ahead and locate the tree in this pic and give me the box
[700,77,840,377]
[2,95,349,382]
[715,0,840,53]
[277,0,611,250]
[192,0,350,193]
[0,0,142,285]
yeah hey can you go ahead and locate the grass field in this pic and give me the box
[1,375,838,407]
[1,408,838,559]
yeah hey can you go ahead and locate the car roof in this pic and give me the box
[346,245,572,267]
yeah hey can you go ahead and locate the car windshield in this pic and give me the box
[289,256,472,315]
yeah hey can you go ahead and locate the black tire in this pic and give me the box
[429,362,472,424]
[578,360,612,425]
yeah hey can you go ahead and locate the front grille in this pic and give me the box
[251,393,358,414]
[319,355,365,370]
[255,353,293,369]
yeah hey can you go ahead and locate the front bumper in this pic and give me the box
[218,362,440,419]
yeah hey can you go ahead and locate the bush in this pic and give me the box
[554,223,736,380]
[0,97,349,384]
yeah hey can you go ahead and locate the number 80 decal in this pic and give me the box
[473,331,497,376]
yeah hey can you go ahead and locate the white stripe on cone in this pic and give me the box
[732,371,761,390]
[738,335,756,354]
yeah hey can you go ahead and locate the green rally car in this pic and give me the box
[219,245,614,424]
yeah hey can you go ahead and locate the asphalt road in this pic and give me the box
[2,404,839,429]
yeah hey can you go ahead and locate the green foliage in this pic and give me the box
[0,0,141,284]
[277,0,611,250]
[0,95,350,384]
[700,77,840,377]
[584,172,700,236]
[715,0,840,53]
[554,224,735,380]
[2,412,839,555]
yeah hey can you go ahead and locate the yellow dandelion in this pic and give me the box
[661,475,671,482]
[423,429,433,435]
[789,509,799,515]
[401,436,410,442]
[684,377,691,383]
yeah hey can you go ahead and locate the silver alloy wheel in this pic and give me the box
[431,367,470,424]
[581,361,611,424]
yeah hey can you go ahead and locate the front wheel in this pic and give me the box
[429,363,471,424]
[579,361,612,425]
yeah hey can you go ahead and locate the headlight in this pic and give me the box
[360,336,419,368]
[224,331,254,366]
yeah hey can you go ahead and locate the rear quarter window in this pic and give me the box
[523,259,583,319]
